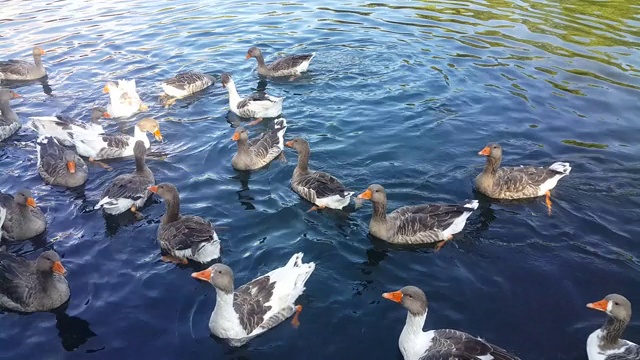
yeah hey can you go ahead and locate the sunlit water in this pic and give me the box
[1,0,640,358]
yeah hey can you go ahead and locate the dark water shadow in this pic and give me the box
[0,76,53,96]
[52,305,100,352]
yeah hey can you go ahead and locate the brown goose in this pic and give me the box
[0,250,69,313]
[0,189,46,242]
[0,89,21,142]
[231,118,287,170]
[245,46,315,78]
[0,47,46,81]
[148,183,220,264]
[475,143,571,214]
[382,286,521,360]
[587,294,640,360]
[285,137,353,212]
[220,73,283,126]
[160,72,215,107]
[36,136,88,188]
[191,253,315,347]
[357,184,478,249]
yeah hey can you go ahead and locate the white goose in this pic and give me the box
[586,294,640,360]
[103,80,147,118]
[191,253,315,347]
[220,73,283,126]
[383,286,521,360]
[29,107,110,146]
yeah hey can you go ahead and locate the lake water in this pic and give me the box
[1,0,640,359]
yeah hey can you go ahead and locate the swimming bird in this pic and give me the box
[357,184,478,249]
[36,136,88,188]
[0,47,46,81]
[475,143,571,215]
[94,141,154,218]
[191,252,315,347]
[285,137,353,212]
[148,183,220,264]
[70,117,162,169]
[0,250,69,313]
[383,286,521,360]
[0,189,46,242]
[103,80,147,118]
[231,118,287,170]
[0,89,21,142]
[220,73,283,126]
[586,294,640,360]
[245,46,315,78]
[29,107,110,146]
[160,72,215,107]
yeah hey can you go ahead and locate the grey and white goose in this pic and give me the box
[0,250,69,313]
[231,118,287,171]
[160,72,215,107]
[191,253,315,347]
[285,137,353,212]
[36,136,88,188]
[587,294,640,360]
[0,47,47,81]
[383,286,521,360]
[357,184,478,250]
[475,143,571,215]
[148,183,220,264]
[245,46,315,78]
[220,73,283,126]
[29,107,110,146]
[0,189,46,242]
[0,89,21,142]
[94,141,154,218]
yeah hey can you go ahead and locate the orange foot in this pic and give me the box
[291,305,303,328]
[545,191,552,216]
[434,235,453,251]
[161,255,188,264]
[307,205,325,213]
[247,118,263,126]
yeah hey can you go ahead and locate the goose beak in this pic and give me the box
[382,290,403,303]
[52,261,66,275]
[103,85,110,94]
[12,92,21,99]
[587,299,609,312]
[357,189,372,200]
[153,129,163,141]
[478,147,491,156]
[245,53,251,60]
[67,161,76,174]
[191,268,212,281]
[40,49,46,55]
[26,197,37,208]
[148,185,158,193]
[285,141,294,148]
[232,132,240,141]
[103,112,111,118]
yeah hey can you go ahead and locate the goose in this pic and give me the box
[357,184,478,250]
[148,183,220,264]
[0,207,6,240]
[231,118,287,170]
[383,286,521,360]
[285,137,353,212]
[36,136,88,188]
[0,250,69,313]
[475,143,571,215]
[29,107,110,146]
[245,46,315,78]
[586,294,640,359]
[191,252,315,347]
[0,89,21,142]
[0,46,46,81]
[0,189,46,242]
[94,141,154,218]
[220,73,283,126]
[103,80,147,118]
[69,117,162,169]
[160,71,215,107]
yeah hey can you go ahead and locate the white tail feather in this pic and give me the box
[548,162,571,175]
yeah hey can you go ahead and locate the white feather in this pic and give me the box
[315,191,354,209]
[442,200,478,237]
[537,162,571,195]
[174,232,221,262]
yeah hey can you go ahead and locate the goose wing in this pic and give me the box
[420,329,520,360]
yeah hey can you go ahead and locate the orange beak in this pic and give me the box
[26,197,37,208]
[285,141,294,148]
[103,112,111,118]
[191,268,212,281]
[67,161,76,174]
[40,49,46,55]
[52,261,66,275]
[245,53,251,60]
[103,84,110,93]
[382,290,403,303]
[478,146,491,156]
[587,299,609,312]
[153,129,163,141]
[357,189,372,200]
[12,92,21,99]
[148,185,158,193]
[232,132,240,141]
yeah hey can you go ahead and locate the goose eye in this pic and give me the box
[614,301,620,306]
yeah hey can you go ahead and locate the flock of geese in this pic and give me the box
[0,46,635,360]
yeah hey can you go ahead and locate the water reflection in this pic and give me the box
[0,77,53,96]
[53,308,98,352]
